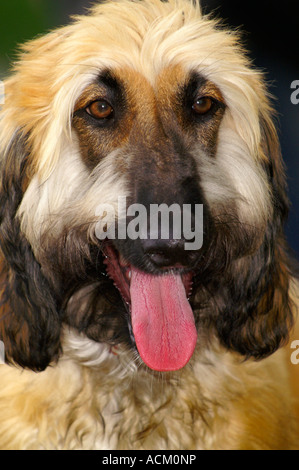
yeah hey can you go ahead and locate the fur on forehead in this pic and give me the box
[0,0,269,181]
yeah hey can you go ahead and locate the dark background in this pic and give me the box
[0,0,298,258]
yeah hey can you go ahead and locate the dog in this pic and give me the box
[0,0,298,450]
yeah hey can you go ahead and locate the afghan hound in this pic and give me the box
[0,0,298,450]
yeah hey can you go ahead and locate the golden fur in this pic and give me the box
[0,333,298,449]
[0,0,298,450]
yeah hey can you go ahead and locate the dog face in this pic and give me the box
[0,0,293,372]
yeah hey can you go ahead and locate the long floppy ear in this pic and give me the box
[0,133,62,371]
[216,110,294,359]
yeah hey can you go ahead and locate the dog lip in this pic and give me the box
[102,242,131,305]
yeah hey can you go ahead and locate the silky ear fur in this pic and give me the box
[215,111,294,359]
[0,133,62,371]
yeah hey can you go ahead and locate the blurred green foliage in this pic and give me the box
[0,0,58,76]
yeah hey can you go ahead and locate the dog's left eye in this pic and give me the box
[86,100,114,119]
[192,96,213,115]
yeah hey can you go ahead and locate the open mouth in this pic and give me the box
[102,242,198,371]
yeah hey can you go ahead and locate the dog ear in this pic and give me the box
[216,111,294,359]
[0,133,62,371]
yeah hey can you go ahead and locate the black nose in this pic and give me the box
[142,238,193,268]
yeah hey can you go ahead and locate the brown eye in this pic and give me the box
[192,96,213,115]
[86,100,114,119]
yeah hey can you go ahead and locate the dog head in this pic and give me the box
[0,0,293,371]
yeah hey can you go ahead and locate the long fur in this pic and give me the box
[0,0,298,450]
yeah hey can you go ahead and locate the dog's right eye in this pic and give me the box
[192,96,214,115]
[86,100,114,120]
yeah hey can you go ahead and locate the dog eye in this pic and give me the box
[86,100,114,119]
[192,96,213,115]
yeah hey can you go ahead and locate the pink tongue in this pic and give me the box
[130,268,197,371]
